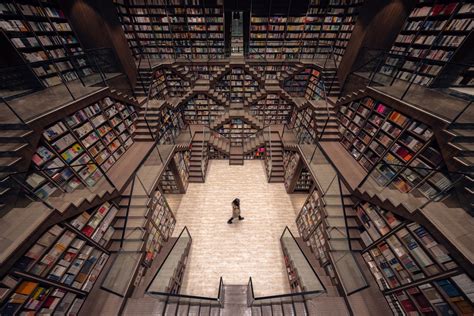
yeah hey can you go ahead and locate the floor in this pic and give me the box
[171,160,300,297]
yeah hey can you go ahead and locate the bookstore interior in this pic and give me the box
[0,0,473,315]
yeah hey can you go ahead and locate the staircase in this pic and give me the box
[208,88,228,105]
[0,122,35,216]
[189,131,208,183]
[110,186,147,253]
[313,101,340,142]
[335,89,367,109]
[443,120,474,214]
[279,63,305,84]
[320,68,341,98]
[243,64,265,87]
[209,64,231,87]
[136,67,153,97]
[134,100,164,142]
[266,131,285,182]
[243,88,267,107]
[210,109,264,131]
[171,64,197,83]
[243,132,266,156]
[208,132,230,156]
[230,146,244,165]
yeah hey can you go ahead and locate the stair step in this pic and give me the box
[114,217,147,229]
[109,240,144,252]
[0,157,22,171]
[111,228,146,240]
[0,129,33,142]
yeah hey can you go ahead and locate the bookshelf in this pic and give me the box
[338,96,453,199]
[356,201,474,316]
[113,0,225,60]
[25,96,138,199]
[159,150,189,194]
[0,202,116,315]
[144,189,176,266]
[0,1,94,88]
[380,2,474,87]
[249,93,292,125]
[295,188,339,288]
[289,106,318,144]
[283,69,311,97]
[217,119,256,147]
[244,147,265,160]
[215,67,259,103]
[183,93,225,125]
[155,106,186,144]
[283,151,314,193]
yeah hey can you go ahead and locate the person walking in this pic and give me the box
[227,198,244,224]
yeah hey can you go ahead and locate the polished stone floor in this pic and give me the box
[172,160,300,297]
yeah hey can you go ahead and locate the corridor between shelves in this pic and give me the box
[171,160,302,297]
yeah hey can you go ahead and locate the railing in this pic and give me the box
[145,226,224,307]
[247,227,326,307]
[279,128,370,295]
[347,47,474,122]
[357,161,472,214]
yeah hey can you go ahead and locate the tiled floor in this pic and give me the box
[172,160,300,297]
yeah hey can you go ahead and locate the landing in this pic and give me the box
[173,160,300,297]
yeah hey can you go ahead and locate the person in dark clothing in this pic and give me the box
[227,198,244,224]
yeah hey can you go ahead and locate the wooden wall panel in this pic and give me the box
[337,0,414,90]
[60,0,137,88]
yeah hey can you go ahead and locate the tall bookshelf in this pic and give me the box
[249,93,293,125]
[338,96,453,199]
[26,96,138,199]
[379,2,474,87]
[155,105,186,144]
[0,1,94,88]
[355,201,474,316]
[247,0,362,60]
[0,202,116,315]
[217,119,256,147]
[143,188,176,266]
[113,0,225,60]
[300,0,363,61]
[283,151,314,193]
[215,67,259,103]
[183,93,225,125]
[289,106,318,144]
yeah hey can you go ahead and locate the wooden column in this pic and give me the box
[337,0,414,93]
[60,0,137,88]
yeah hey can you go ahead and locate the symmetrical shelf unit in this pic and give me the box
[283,151,314,193]
[215,67,259,103]
[338,96,452,199]
[0,202,116,315]
[190,64,224,80]
[183,93,225,125]
[283,70,311,97]
[249,0,362,60]
[113,0,225,60]
[356,201,474,316]
[379,2,474,87]
[217,119,257,147]
[26,96,137,199]
[252,64,300,82]
[0,1,94,87]
[249,93,293,125]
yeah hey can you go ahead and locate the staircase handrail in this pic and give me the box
[246,227,326,307]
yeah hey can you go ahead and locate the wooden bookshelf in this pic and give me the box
[217,119,256,147]
[356,201,474,316]
[0,1,94,88]
[159,150,189,194]
[380,2,474,87]
[283,150,314,193]
[0,202,116,315]
[249,93,292,125]
[215,67,259,103]
[289,106,318,144]
[249,0,362,60]
[338,95,453,199]
[183,93,225,125]
[144,189,176,266]
[113,0,225,60]
[25,96,138,199]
